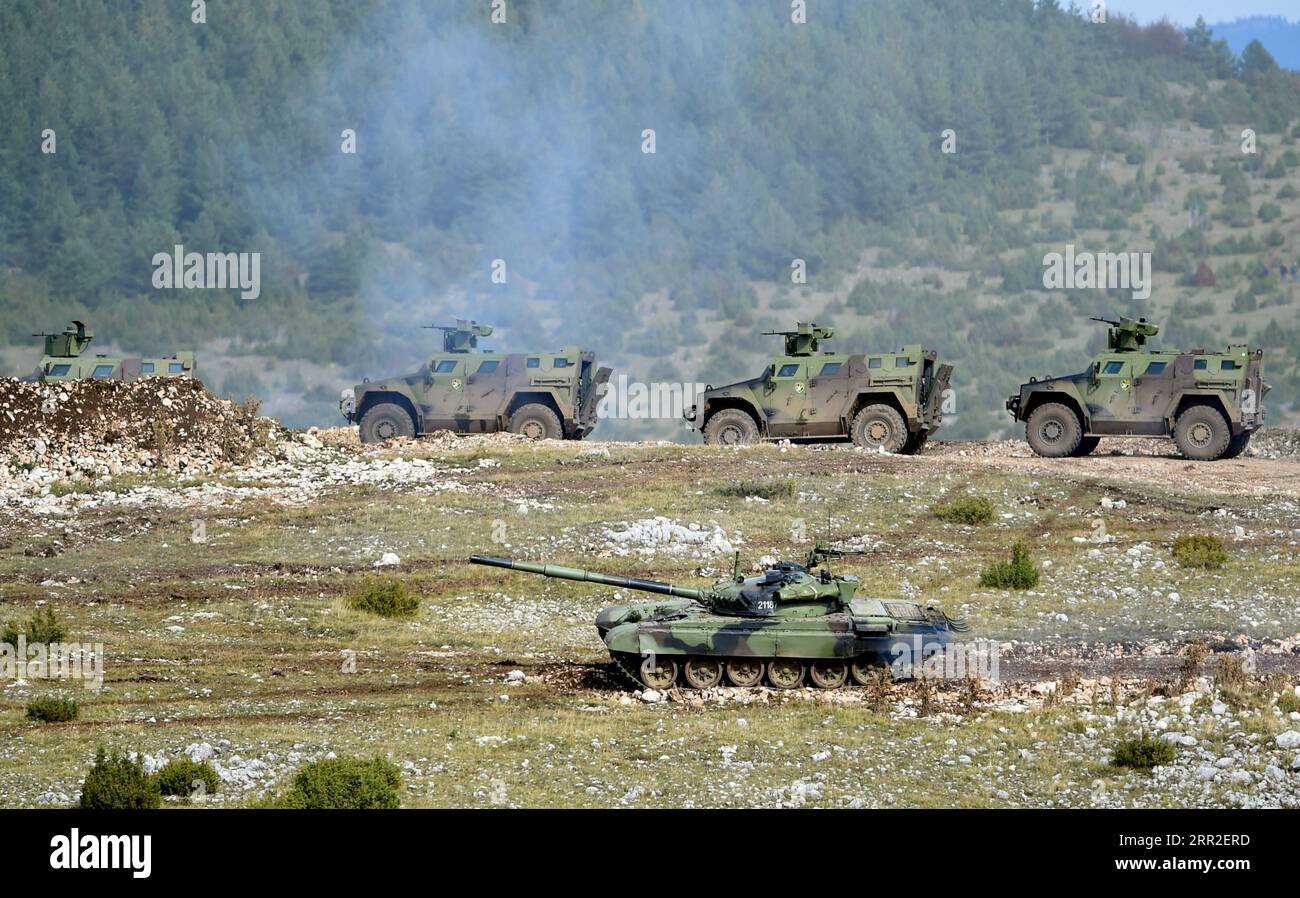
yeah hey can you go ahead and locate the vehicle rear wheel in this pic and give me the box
[725,659,764,687]
[683,657,723,689]
[358,402,416,444]
[808,660,848,689]
[638,655,678,690]
[900,431,929,455]
[1070,436,1101,457]
[1024,402,1083,458]
[703,408,760,446]
[1173,404,1231,461]
[851,404,907,453]
[509,403,562,440]
[1221,431,1251,459]
[849,659,889,686]
[766,658,805,689]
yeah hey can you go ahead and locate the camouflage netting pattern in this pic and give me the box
[0,378,284,479]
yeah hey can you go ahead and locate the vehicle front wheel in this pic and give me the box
[509,403,563,440]
[1174,405,1231,461]
[703,408,760,446]
[1024,402,1083,458]
[358,402,417,444]
[1070,436,1101,457]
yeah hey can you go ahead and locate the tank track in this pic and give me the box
[608,652,889,692]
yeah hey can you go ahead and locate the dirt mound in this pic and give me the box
[0,377,284,478]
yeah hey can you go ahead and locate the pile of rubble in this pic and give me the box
[0,378,291,481]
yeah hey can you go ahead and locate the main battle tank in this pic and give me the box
[470,547,969,690]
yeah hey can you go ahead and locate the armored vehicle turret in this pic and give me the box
[471,547,968,690]
[684,322,953,454]
[1006,316,1267,460]
[341,319,612,443]
[26,321,196,382]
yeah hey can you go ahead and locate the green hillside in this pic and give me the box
[1,1,1298,434]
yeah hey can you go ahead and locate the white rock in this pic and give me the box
[639,689,661,703]
[1276,731,1300,750]
[505,670,526,684]
[373,552,401,567]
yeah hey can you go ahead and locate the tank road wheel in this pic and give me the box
[683,657,724,689]
[358,402,416,444]
[638,655,679,690]
[808,660,849,689]
[851,404,907,453]
[1222,432,1251,459]
[1173,404,1231,461]
[703,409,759,446]
[1024,402,1082,458]
[724,659,765,687]
[850,658,889,686]
[1070,436,1101,457]
[509,403,562,440]
[900,431,929,455]
[766,658,805,689]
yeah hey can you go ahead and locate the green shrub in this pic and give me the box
[79,748,161,809]
[26,696,79,722]
[1278,691,1300,714]
[2,605,68,645]
[348,578,420,618]
[714,479,795,500]
[1172,534,1228,569]
[1112,734,1177,770]
[932,494,995,525]
[273,757,402,809]
[978,542,1040,589]
[155,758,220,797]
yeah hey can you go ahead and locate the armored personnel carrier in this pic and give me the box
[25,321,196,382]
[1006,317,1267,460]
[471,547,968,690]
[341,320,611,444]
[684,323,952,453]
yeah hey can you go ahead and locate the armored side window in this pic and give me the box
[92,364,115,378]
[819,362,842,376]
[553,358,569,368]
[49,364,71,376]
[1103,361,1124,375]
[895,357,910,367]
[477,360,500,374]
[1144,361,1167,375]
[777,363,800,377]
[168,362,183,374]
[526,357,539,368]
[1194,359,1208,370]
[1220,360,1238,371]
[435,360,458,374]
[868,358,882,369]
[141,362,155,374]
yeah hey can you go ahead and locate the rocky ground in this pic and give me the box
[0,383,1298,807]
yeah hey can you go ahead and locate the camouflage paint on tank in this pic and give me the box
[1006,317,1267,453]
[470,548,968,688]
[342,320,611,441]
[26,321,196,383]
[683,322,952,452]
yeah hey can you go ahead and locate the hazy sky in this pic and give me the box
[1113,1,1298,26]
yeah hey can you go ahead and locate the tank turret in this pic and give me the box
[426,320,493,353]
[760,322,834,357]
[1090,316,1159,352]
[470,547,967,691]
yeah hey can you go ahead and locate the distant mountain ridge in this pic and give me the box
[1211,16,1300,70]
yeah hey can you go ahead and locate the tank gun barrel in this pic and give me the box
[469,555,706,601]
